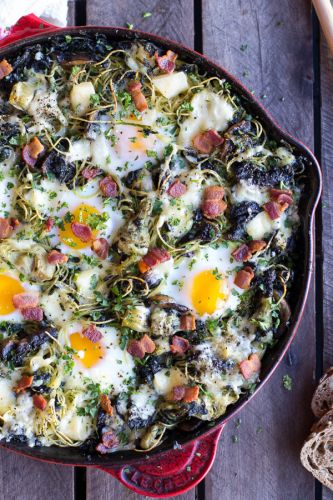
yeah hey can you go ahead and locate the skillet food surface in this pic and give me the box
[0,32,309,458]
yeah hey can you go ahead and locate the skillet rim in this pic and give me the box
[0,25,322,467]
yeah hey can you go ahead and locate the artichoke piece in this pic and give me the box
[150,307,180,337]
[115,197,153,256]
[122,305,150,332]
[9,81,35,111]
[251,297,274,332]
[140,423,165,450]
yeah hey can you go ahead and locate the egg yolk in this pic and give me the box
[0,275,25,315]
[59,203,99,249]
[191,270,229,315]
[70,332,105,368]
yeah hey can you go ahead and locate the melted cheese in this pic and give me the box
[246,211,279,240]
[152,72,189,99]
[153,367,187,395]
[177,89,234,147]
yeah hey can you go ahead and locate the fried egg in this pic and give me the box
[154,244,244,319]
[0,272,39,321]
[62,323,135,392]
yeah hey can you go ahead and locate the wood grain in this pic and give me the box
[202,1,317,498]
[320,32,333,500]
[85,1,195,497]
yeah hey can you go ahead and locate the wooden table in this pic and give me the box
[0,1,332,499]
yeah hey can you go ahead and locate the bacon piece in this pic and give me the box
[170,335,190,354]
[127,334,156,359]
[234,266,254,290]
[270,188,293,206]
[21,307,44,321]
[0,59,13,80]
[201,185,227,219]
[82,167,103,180]
[44,217,54,232]
[9,218,20,230]
[12,292,39,309]
[232,244,252,262]
[138,247,171,273]
[170,385,186,401]
[263,201,283,220]
[71,222,92,242]
[167,179,187,198]
[22,137,44,168]
[91,238,109,259]
[128,80,148,112]
[99,176,118,197]
[82,324,103,343]
[101,431,119,449]
[127,339,145,359]
[33,394,47,411]
[0,218,12,239]
[140,334,156,354]
[14,375,33,394]
[180,313,196,331]
[193,129,224,154]
[183,386,200,403]
[47,250,68,264]
[100,394,113,416]
[155,50,178,74]
[239,353,261,380]
[248,239,267,253]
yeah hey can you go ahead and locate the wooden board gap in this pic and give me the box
[193,0,203,53]
[74,467,87,500]
[75,0,87,26]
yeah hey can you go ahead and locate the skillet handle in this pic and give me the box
[95,425,224,498]
[0,14,58,48]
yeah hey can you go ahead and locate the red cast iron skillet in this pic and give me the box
[0,14,322,497]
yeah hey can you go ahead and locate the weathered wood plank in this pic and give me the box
[320,32,333,500]
[85,1,195,497]
[87,0,194,47]
[202,1,316,499]
[0,450,74,500]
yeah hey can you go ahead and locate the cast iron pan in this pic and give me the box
[0,14,322,497]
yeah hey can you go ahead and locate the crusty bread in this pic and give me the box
[300,422,333,491]
[311,408,333,433]
[311,368,333,417]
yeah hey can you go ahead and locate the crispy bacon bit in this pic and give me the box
[101,431,119,449]
[170,335,190,354]
[0,218,12,239]
[183,386,200,403]
[0,59,13,80]
[201,185,227,219]
[170,385,186,401]
[193,129,224,154]
[44,217,54,232]
[82,324,103,343]
[12,292,39,309]
[270,188,293,206]
[47,250,68,265]
[168,385,199,403]
[232,244,252,262]
[127,334,156,359]
[248,240,267,253]
[263,201,282,220]
[234,266,255,290]
[138,247,171,274]
[91,238,109,259]
[128,80,148,112]
[14,375,33,394]
[33,394,47,411]
[9,218,20,230]
[127,339,145,359]
[167,179,187,198]
[71,222,93,242]
[82,167,103,180]
[180,313,196,331]
[100,394,113,416]
[239,353,261,380]
[155,50,178,73]
[99,176,118,197]
[21,307,44,321]
[22,137,44,168]
[140,334,156,354]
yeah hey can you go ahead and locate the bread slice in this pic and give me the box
[300,422,333,490]
[311,368,333,417]
[311,408,333,433]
